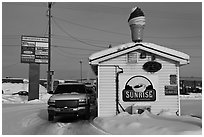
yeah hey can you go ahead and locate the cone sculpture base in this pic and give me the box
[130,24,144,43]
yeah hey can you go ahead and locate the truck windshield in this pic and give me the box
[54,85,86,94]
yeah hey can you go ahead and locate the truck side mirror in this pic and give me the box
[48,91,53,94]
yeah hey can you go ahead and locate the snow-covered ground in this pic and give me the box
[2,83,202,135]
[93,110,202,135]
[180,99,202,118]
[2,83,104,135]
[180,93,202,100]
[2,103,104,135]
[2,83,51,104]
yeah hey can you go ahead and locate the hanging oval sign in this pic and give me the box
[143,61,162,73]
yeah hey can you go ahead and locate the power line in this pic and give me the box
[2,37,19,40]
[54,48,79,59]
[2,35,21,39]
[2,33,201,40]
[2,44,100,51]
[2,34,125,45]
[147,40,202,49]
[54,3,200,22]
[57,48,91,56]
[53,16,201,39]
[43,20,49,36]
[2,62,20,69]
[5,3,201,40]
[51,34,124,44]
[3,44,201,58]
[2,43,201,51]
[54,47,90,59]
[5,3,47,8]
[2,45,20,47]
[52,45,99,51]
[2,34,22,37]
[53,45,93,55]
[53,16,129,36]
[52,18,106,49]
[190,56,202,58]
[146,35,201,39]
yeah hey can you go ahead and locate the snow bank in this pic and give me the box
[93,110,202,135]
[2,83,47,94]
[180,93,202,100]
[180,99,202,118]
[2,83,51,104]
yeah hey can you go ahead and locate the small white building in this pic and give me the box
[89,42,190,117]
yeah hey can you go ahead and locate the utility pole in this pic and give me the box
[47,2,52,93]
[80,60,83,83]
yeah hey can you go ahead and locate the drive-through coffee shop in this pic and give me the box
[89,7,190,117]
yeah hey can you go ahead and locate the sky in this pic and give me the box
[2,2,202,80]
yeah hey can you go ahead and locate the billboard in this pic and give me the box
[21,35,49,64]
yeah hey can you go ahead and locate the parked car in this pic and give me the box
[12,91,28,96]
[47,83,92,121]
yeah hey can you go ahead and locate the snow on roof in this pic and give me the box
[89,42,190,65]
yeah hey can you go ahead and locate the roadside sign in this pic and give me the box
[21,35,49,64]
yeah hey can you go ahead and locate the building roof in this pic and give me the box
[89,42,190,65]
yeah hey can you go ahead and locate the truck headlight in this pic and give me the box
[79,99,86,102]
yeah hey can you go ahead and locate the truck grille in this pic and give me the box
[55,100,79,108]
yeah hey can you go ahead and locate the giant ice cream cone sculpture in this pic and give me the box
[128,7,145,42]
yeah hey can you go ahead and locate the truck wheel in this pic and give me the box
[48,114,54,121]
[83,113,90,120]
[84,106,90,120]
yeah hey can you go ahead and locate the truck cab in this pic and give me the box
[47,83,91,121]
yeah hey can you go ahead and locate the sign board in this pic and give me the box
[165,85,178,95]
[120,75,158,102]
[21,35,48,64]
[143,61,162,73]
[122,89,156,101]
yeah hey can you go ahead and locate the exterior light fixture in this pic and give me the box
[140,51,146,59]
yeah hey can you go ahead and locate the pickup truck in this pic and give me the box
[47,83,94,121]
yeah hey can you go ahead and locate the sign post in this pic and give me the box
[28,63,40,101]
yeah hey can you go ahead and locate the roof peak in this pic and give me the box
[89,42,190,66]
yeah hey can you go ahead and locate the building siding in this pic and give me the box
[98,66,116,117]
[98,50,179,116]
